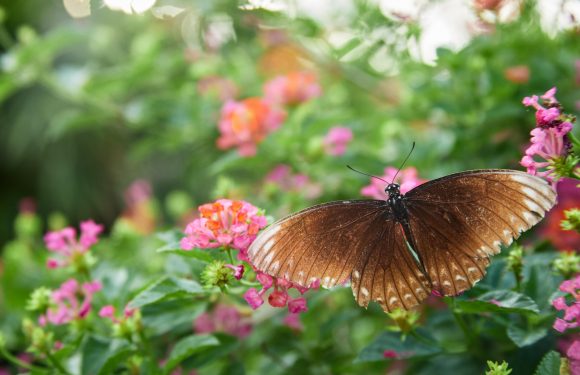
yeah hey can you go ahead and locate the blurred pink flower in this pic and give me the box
[216,98,286,156]
[43,220,103,269]
[552,275,580,332]
[283,313,303,331]
[323,127,353,156]
[194,304,252,339]
[40,279,102,325]
[559,335,580,374]
[265,164,322,199]
[520,87,574,182]
[361,167,426,199]
[263,72,321,106]
[181,200,267,262]
[99,305,116,320]
[539,178,580,250]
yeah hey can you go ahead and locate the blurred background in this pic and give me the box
[1,0,580,247]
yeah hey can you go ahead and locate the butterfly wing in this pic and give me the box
[248,200,431,311]
[404,169,557,296]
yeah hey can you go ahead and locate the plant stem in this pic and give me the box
[0,347,48,373]
[45,351,72,375]
[226,248,235,264]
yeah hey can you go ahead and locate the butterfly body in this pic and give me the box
[248,169,557,312]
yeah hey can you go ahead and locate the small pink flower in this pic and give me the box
[43,220,103,269]
[216,98,286,156]
[244,288,264,310]
[553,296,568,310]
[383,350,398,359]
[268,290,289,307]
[323,127,353,156]
[256,272,274,289]
[99,305,116,320]
[361,167,426,199]
[263,72,321,106]
[552,275,580,333]
[283,313,303,331]
[181,200,267,256]
[288,297,307,313]
[225,264,245,280]
[41,278,102,325]
[520,87,574,182]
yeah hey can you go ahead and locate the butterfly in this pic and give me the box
[248,169,557,312]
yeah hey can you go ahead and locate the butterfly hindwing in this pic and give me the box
[351,220,431,311]
[405,169,556,296]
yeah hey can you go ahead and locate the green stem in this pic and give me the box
[45,351,71,375]
[226,248,235,264]
[0,347,48,373]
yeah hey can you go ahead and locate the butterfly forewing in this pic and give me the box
[405,169,556,296]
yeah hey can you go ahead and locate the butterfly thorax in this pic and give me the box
[385,183,409,223]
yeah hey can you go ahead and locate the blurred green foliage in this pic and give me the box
[0,0,579,374]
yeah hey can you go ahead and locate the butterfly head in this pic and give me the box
[385,183,401,197]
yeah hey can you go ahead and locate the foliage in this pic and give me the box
[1,0,579,374]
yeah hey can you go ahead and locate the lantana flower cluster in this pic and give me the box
[323,126,353,156]
[43,220,103,269]
[216,71,321,156]
[180,199,267,263]
[181,199,320,319]
[552,275,580,332]
[520,87,577,182]
[38,279,102,326]
[361,167,426,199]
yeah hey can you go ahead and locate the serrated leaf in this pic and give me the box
[356,330,441,362]
[163,335,220,373]
[534,351,561,375]
[128,276,205,309]
[507,323,547,347]
[456,290,539,315]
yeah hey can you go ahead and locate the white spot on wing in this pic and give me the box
[353,270,360,279]
[455,275,467,282]
[361,287,369,297]
[389,297,398,305]
[467,267,478,273]
[442,281,451,287]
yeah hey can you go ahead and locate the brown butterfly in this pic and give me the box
[248,169,556,312]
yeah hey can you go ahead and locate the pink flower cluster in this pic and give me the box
[243,271,319,313]
[263,71,322,106]
[44,220,104,269]
[323,127,353,156]
[361,167,426,199]
[552,274,580,332]
[180,199,268,262]
[40,279,102,326]
[216,71,321,157]
[216,98,286,157]
[99,304,136,323]
[520,87,573,181]
[194,304,252,339]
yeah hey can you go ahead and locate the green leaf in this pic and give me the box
[534,351,561,375]
[142,300,208,335]
[82,336,135,375]
[156,245,213,263]
[356,330,441,362]
[128,276,205,309]
[456,290,539,315]
[507,323,547,347]
[163,335,220,374]
[182,334,239,369]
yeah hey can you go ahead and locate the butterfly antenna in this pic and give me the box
[390,142,416,184]
[346,165,389,184]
